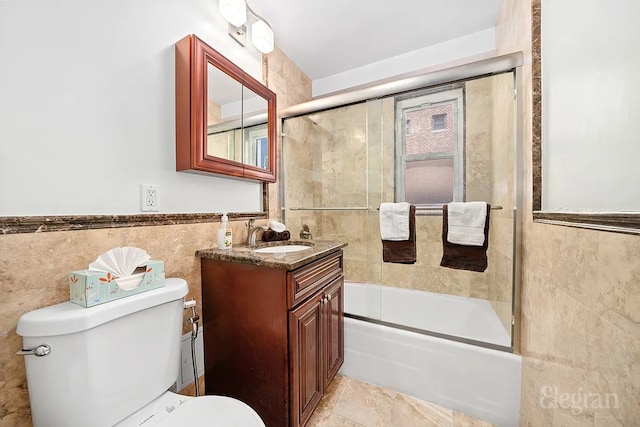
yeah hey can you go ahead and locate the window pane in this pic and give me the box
[405,103,455,155]
[432,113,447,130]
[405,158,454,205]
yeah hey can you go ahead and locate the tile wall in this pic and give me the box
[497,0,640,424]
[283,76,516,333]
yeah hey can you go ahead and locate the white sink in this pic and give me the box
[254,245,311,254]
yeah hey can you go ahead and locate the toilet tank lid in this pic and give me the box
[16,278,189,338]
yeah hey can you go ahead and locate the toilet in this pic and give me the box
[16,278,265,427]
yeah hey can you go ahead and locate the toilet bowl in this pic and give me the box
[16,278,266,427]
[116,391,265,426]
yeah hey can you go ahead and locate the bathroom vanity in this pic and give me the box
[196,240,346,427]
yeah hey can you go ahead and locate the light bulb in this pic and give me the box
[251,19,274,54]
[219,0,247,27]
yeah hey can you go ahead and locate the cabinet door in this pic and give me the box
[289,291,324,427]
[323,276,344,389]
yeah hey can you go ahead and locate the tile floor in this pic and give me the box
[307,375,496,427]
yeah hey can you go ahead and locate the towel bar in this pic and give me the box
[415,205,503,211]
[377,205,503,211]
[288,205,504,212]
[288,207,371,211]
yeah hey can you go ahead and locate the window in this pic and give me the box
[244,123,268,169]
[432,113,447,131]
[395,88,464,208]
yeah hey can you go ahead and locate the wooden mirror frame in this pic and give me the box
[175,34,277,182]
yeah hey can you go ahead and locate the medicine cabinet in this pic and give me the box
[175,34,277,182]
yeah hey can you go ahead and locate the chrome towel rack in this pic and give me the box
[288,205,503,211]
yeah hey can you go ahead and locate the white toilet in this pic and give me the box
[16,278,265,427]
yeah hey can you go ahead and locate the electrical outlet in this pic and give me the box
[140,184,159,212]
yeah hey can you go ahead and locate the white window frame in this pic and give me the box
[394,88,464,210]
[243,123,268,168]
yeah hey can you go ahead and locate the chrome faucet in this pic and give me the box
[299,224,313,239]
[246,218,268,246]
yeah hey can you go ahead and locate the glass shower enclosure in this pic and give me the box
[281,66,520,352]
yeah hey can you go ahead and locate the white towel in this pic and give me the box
[447,202,488,246]
[379,202,410,241]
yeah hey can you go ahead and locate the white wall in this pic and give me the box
[0,0,263,216]
[313,28,496,97]
[542,0,640,211]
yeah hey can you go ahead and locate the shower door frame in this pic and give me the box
[279,53,525,354]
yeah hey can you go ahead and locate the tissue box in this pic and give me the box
[69,260,165,307]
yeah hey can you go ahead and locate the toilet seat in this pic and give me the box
[116,391,265,427]
[157,395,265,426]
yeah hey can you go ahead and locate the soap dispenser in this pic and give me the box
[217,213,232,250]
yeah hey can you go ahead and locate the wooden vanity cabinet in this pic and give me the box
[201,250,344,427]
[289,276,344,426]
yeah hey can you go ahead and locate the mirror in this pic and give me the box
[206,62,243,164]
[205,67,269,169]
[175,34,276,182]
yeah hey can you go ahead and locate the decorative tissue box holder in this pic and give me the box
[69,260,165,307]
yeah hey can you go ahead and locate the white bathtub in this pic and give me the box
[339,282,521,427]
[344,281,511,347]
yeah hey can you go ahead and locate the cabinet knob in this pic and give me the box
[327,294,332,301]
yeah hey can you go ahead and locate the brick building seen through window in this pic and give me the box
[396,88,463,207]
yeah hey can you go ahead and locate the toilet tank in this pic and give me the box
[16,278,189,427]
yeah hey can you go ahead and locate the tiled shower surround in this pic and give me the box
[282,73,515,335]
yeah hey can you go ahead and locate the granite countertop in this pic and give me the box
[195,239,347,271]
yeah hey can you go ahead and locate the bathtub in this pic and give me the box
[343,281,511,347]
[339,282,521,427]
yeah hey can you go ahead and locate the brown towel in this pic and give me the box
[382,205,416,264]
[440,204,490,272]
[262,229,291,242]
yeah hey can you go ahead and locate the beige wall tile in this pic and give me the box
[0,221,221,423]
[552,288,598,367]
[592,368,640,427]
[284,77,517,322]
[497,0,640,424]
[595,232,640,337]
[519,269,556,357]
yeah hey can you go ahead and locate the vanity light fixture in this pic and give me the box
[219,0,275,54]
[219,0,247,27]
[251,19,274,54]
